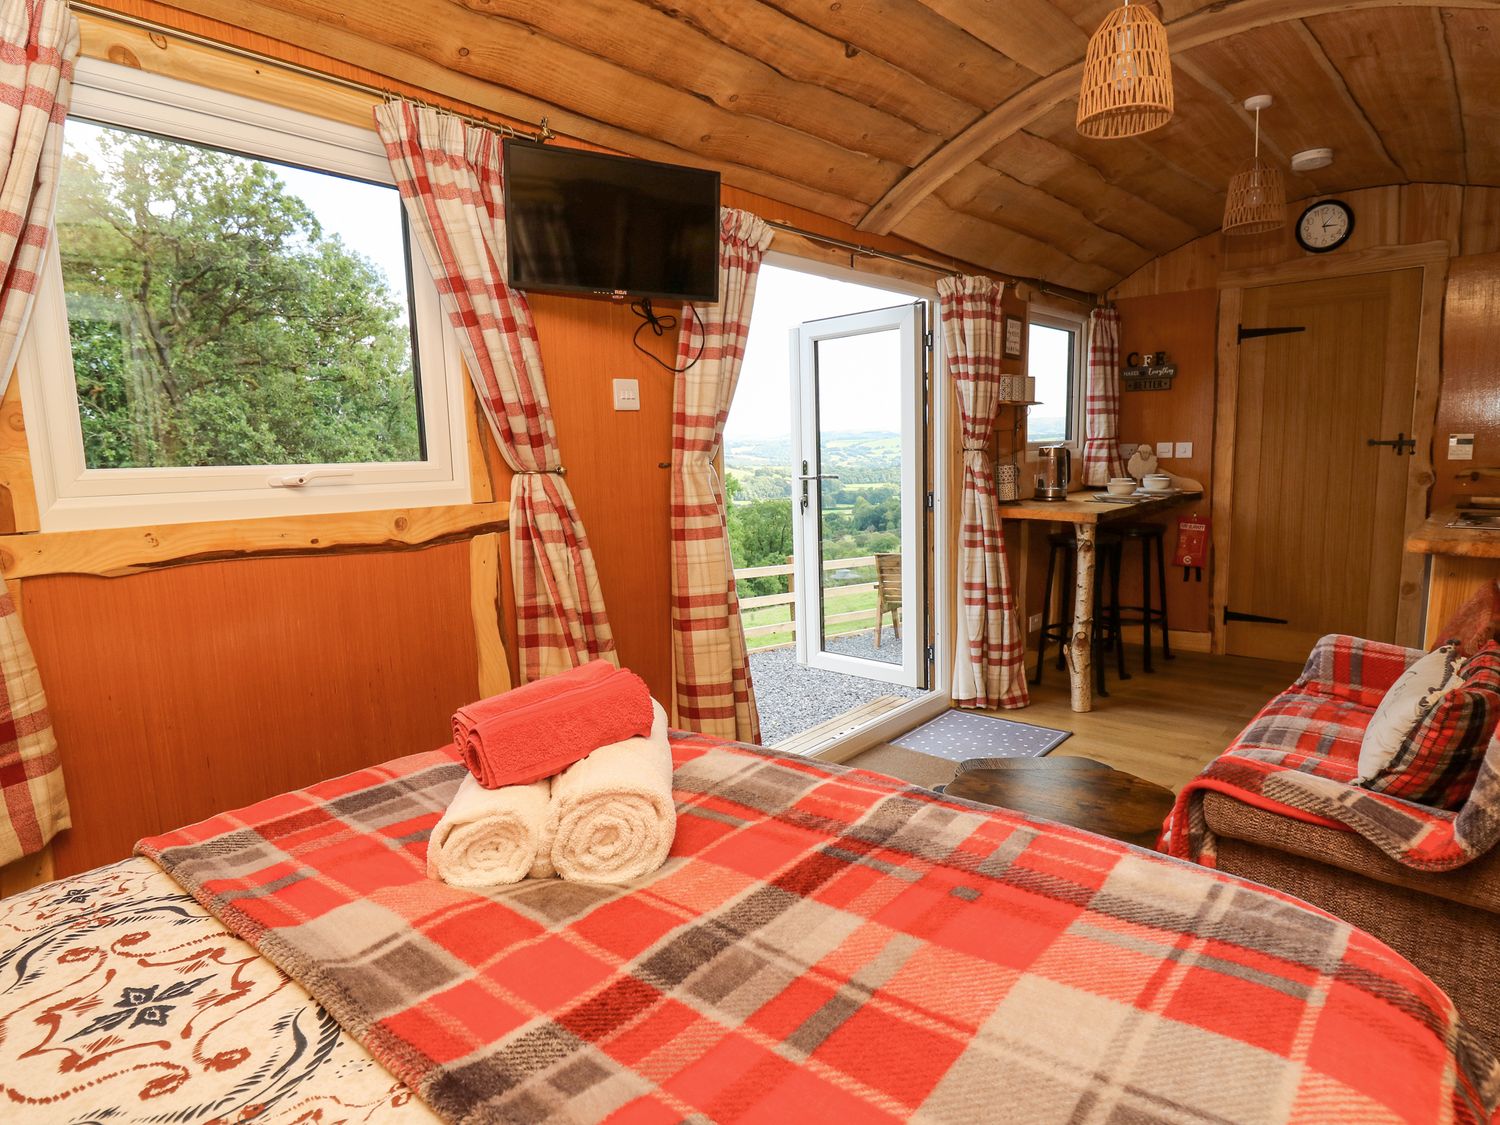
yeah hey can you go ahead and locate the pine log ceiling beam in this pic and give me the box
[858,0,1500,235]
[161,0,906,210]
[445,0,945,169]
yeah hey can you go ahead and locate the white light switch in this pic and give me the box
[1450,433,1475,461]
[1156,440,1174,458]
[612,378,640,412]
[1174,441,1193,458]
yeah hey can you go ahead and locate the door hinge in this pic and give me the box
[925,490,934,511]
[1223,607,1290,625]
[923,330,933,351]
[1368,432,1417,455]
[1237,323,1306,343]
[925,644,935,664]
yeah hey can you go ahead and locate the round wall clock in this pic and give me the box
[1295,199,1355,253]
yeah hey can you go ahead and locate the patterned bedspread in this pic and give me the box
[129,733,1498,1124]
[0,856,434,1123]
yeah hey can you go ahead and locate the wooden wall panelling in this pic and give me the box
[1209,286,1244,655]
[521,291,678,704]
[0,377,36,535]
[1461,188,1500,257]
[27,542,483,877]
[1114,288,1219,637]
[0,503,508,579]
[468,531,511,698]
[1401,256,1449,643]
[1434,253,1500,509]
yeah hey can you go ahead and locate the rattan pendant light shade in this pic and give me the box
[1223,95,1286,235]
[1076,2,1174,139]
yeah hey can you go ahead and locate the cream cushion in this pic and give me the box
[1356,643,1465,781]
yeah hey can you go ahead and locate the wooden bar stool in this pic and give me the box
[1116,522,1173,672]
[1035,529,1127,697]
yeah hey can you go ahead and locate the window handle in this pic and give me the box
[267,470,356,488]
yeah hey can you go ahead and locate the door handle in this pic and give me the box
[797,460,839,512]
[1367,432,1416,455]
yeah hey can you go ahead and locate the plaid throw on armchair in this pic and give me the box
[1161,634,1500,871]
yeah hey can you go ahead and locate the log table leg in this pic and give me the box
[1065,524,1096,713]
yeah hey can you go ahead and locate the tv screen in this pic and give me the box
[503,140,720,303]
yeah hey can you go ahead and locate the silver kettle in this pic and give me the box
[1035,445,1070,501]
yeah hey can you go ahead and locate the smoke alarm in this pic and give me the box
[1291,147,1334,172]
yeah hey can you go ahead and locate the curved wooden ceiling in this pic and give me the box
[181,0,1500,292]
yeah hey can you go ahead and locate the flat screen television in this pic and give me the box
[503,140,720,303]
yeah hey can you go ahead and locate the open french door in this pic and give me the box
[789,302,928,688]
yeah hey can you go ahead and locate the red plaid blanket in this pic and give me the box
[140,734,1500,1124]
[1161,635,1500,871]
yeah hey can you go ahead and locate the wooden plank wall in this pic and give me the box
[26,543,481,876]
[1434,253,1500,510]
[1104,183,1500,646]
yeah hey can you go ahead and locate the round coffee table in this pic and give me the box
[944,756,1176,849]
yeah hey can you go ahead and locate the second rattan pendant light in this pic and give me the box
[1076,0,1174,139]
[1223,94,1286,235]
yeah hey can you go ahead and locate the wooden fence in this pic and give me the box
[736,554,877,640]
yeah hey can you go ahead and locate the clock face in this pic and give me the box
[1296,200,1354,253]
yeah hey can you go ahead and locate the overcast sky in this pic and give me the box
[728,262,925,441]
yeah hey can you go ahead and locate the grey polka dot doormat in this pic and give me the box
[890,709,1071,763]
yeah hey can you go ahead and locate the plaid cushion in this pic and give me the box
[140,735,1499,1123]
[1363,644,1500,809]
[1162,636,1500,872]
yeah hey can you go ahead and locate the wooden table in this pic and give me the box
[1406,509,1500,646]
[945,756,1176,849]
[996,490,1203,712]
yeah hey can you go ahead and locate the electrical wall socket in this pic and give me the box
[1155,440,1174,458]
[612,378,641,411]
[1028,613,1042,633]
[1174,441,1193,458]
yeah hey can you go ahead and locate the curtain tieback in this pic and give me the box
[517,467,567,476]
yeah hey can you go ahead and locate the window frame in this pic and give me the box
[1023,306,1088,456]
[18,58,470,532]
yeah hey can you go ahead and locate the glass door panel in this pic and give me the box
[790,303,926,687]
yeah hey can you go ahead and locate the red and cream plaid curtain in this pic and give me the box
[375,102,615,683]
[0,0,77,865]
[1080,306,1126,485]
[939,275,1029,711]
[670,209,772,742]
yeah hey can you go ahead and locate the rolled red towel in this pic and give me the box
[452,661,656,788]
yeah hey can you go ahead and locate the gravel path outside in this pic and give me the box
[750,629,928,747]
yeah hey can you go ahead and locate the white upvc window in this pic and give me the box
[1025,307,1088,453]
[18,58,469,531]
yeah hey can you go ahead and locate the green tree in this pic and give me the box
[58,127,419,469]
[727,498,793,598]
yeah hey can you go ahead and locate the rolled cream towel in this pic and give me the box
[427,774,552,888]
[544,699,675,884]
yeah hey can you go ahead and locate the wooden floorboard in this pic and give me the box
[847,650,1302,794]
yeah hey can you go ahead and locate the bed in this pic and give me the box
[3,732,1496,1124]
